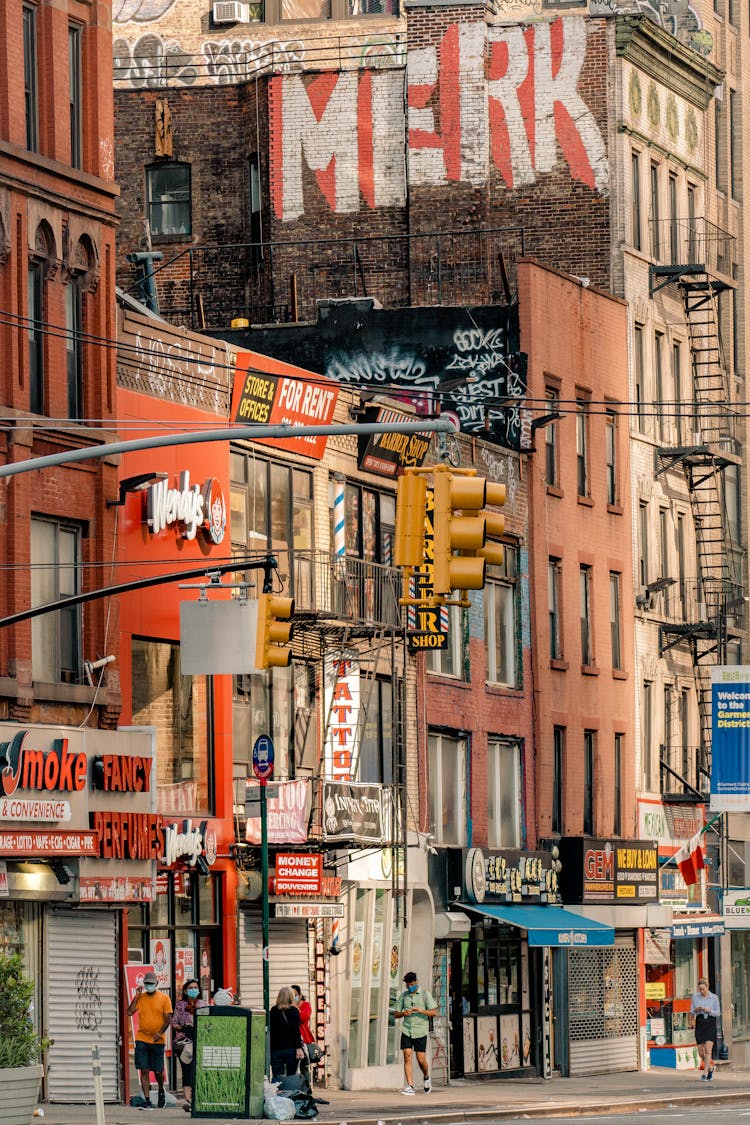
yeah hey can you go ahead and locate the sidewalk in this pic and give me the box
[36,1065,750,1125]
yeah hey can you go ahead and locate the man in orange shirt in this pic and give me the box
[128,971,173,1108]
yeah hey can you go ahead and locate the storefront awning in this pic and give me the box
[460,903,615,947]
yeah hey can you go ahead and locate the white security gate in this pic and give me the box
[45,910,119,1102]
[568,932,638,1075]
[239,907,311,1009]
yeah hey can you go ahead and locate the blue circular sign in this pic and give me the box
[252,734,275,782]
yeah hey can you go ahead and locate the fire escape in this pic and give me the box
[650,217,744,801]
[291,550,409,913]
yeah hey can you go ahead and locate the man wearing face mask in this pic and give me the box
[394,971,437,1095]
[128,971,173,1109]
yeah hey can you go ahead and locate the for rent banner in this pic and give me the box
[711,665,750,811]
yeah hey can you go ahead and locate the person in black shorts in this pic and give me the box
[690,977,721,1081]
[394,972,437,1095]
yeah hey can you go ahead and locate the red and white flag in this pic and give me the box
[674,831,706,886]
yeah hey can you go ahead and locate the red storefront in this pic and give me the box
[115,379,237,1095]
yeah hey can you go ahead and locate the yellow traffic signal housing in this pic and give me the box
[394,471,428,568]
[432,470,488,595]
[255,593,295,670]
[479,482,506,569]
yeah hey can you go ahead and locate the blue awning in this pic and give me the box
[461,903,614,947]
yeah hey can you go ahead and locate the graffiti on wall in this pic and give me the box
[113,34,307,88]
[270,16,607,221]
[114,0,180,21]
[590,0,712,55]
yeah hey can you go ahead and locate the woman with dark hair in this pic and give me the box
[292,985,314,1050]
[269,986,305,1079]
[172,978,208,1111]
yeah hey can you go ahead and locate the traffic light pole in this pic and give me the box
[0,419,456,480]
[261,777,270,1077]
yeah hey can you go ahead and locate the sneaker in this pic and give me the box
[401,1085,415,1096]
[707,1068,715,1081]
[157,1091,166,1108]
[424,1078,432,1093]
[139,1104,154,1111]
[701,1073,708,1081]
[183,1104,191,1113]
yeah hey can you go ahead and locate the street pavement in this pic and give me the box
[35,1063,750,1125]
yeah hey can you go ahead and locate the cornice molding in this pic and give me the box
[616,14,723,109]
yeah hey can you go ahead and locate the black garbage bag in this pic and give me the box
[277,1073,318,1119]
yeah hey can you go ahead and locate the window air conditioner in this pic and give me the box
[212,0,250,22]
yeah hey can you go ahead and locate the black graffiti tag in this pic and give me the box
[75,965,103,1032]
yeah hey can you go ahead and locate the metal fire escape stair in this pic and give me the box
[654,267,742,796]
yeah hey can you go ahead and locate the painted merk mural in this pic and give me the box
[234,301,530,452]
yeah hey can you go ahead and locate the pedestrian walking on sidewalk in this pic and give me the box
[127,971,173,1109]
[172,978,208,1112]
[394,971,437,1096]
[690,977,721,1081]
[269,986,305,1079]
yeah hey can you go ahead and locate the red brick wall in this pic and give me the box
[521,258,636,839]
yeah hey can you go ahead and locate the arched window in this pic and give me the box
[146,162,191,237]
[28,221,56,415]
[65,236,95,419]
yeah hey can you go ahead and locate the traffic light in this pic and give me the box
[432,472,507,596]
[255,593,295,670]
[432,469,488,595]
[394,471,428,568]
[479,482,506,570]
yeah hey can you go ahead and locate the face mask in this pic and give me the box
[187,988,200,999]
[407,985,418,994]
[145,983,157,994]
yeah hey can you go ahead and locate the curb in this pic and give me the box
[325,1089,750,1125]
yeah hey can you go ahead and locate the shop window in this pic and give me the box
[427,603,465,679]
[147,162,191,238]
[487,739,521,848]
[428,732,467,846]
[31,517,81,684]
[127,872,223,1015]
[485,546,518,687]
[347,886,405,1071]
[131,638,213,816]
[732,932,750,1037]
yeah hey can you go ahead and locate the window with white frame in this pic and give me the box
[576,398,589,497]
[605,409,618,505]
[427,603,465,679]
[31,517,81,684]
[485,544,518,687]
[580,564,593,666]
[610,572,622,671]
[487,738,522,848]
[428,732,467,846]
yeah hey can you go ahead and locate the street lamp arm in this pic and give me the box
[0,556,277,630]
[0,419,456,480]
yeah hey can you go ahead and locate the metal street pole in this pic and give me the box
[261,778,270,1077]
[0,419,456,480]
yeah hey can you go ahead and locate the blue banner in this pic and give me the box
[711,666,750,811]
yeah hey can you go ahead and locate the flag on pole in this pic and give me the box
[674,831,706,886]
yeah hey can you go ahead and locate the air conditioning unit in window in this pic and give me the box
[212,0,250,22]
